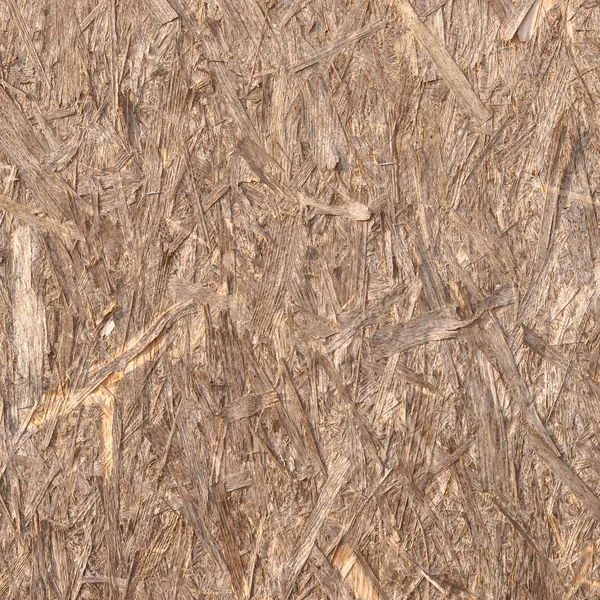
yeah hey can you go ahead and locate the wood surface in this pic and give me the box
[1,0,599,598]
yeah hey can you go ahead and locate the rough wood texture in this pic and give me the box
[1,1,600,599]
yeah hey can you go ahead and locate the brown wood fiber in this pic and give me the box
[1,0,600,598]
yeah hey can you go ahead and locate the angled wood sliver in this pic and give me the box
[395,0,492,125]
[502,0,557,43]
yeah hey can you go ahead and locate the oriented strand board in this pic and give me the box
[1,1,600,599]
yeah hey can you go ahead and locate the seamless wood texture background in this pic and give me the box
[1,0,600,598]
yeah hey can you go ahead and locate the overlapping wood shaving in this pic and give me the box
[1,1,600,599]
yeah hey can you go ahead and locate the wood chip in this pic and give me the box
[2,3,599,598]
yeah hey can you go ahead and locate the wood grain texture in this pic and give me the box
[395,0,492,124]
[1,1,600,599]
